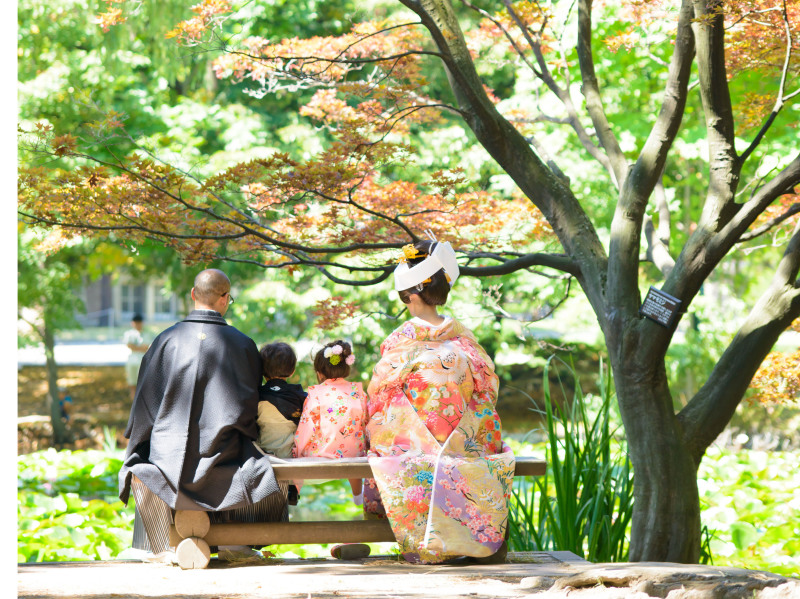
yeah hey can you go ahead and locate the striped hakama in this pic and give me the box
[130,476,289,553]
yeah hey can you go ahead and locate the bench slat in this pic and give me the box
[171,519,397,546]
[268,456,546,480]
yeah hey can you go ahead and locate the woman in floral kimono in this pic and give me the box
[365,239,515,564]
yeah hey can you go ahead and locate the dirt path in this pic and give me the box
[17,366,131,453]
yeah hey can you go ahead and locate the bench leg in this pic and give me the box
[174,510,211,538]
[176,537,211,570]
[174,511,212,569]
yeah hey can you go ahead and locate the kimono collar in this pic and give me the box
[398,317,463,342]
[183,309,228,326]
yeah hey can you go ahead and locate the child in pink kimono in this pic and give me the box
[293,340,368,501]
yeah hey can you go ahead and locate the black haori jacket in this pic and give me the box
[259,379,308,425]
[118,310,280,511]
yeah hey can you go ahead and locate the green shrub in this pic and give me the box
[699,446,800,577]
[507,358,635,562]
[17,448,134,562]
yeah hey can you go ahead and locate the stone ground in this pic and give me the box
[16,552,800,599]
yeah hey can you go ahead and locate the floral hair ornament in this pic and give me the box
[322,343,355,366]
[393,229,460,291]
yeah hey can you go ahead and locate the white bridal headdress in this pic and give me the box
[393,230,460,291]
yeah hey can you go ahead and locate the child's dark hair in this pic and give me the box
[314,339,353,380]
[260,342,297,379]
[397,240,451,306]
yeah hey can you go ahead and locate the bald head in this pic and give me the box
[191,269,231,312]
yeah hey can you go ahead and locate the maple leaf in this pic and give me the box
[748,348,800,404]
[312,296,361,331]
[51,134,78,157]
[96,7,125,32]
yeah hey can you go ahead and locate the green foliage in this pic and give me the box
[698,446,800,577]
[16,439,800,570]
[17,448,134,562]
[506,358,634,562]
[17,226,89,347]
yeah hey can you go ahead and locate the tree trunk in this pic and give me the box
[43,319,71,446]
[613,354,701,563]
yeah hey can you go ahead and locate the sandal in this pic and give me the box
[330,543,371,560]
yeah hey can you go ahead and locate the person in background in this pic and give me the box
[58,385,72,422]
[123,314,149,400]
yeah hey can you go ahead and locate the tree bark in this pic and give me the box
[611,342,701,563]
[43,318,71,446]
[402,0,610,318]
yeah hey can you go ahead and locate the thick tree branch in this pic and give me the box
[643,178,676,277]
[607,0,694,332]
[315,266,394,286]
[399,0,610,324]
[643,219,676,278]
[576,0,627,186]
[679,220,800,464]
[713,154,800,250]
[626,0,695,202]
[650,1,747,341]
[663,159,799,346]
[460,252,579,277]
[691,0,740,229]
[653,179,673,247]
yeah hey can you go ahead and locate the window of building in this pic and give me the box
[121,284,146,316]
[154,288,176,318]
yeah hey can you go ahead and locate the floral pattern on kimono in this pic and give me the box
[293,378,368,459]
[365,318,514,563]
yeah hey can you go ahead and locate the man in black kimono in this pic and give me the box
[119,268,282,557]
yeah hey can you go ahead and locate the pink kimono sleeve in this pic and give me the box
[292,394,320,458]
[356,383,369,432]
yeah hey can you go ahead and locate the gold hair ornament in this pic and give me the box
[397,244,425,263]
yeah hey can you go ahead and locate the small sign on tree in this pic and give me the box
[640,287,682,328]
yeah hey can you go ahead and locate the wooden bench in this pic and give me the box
[169,455,546,569]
